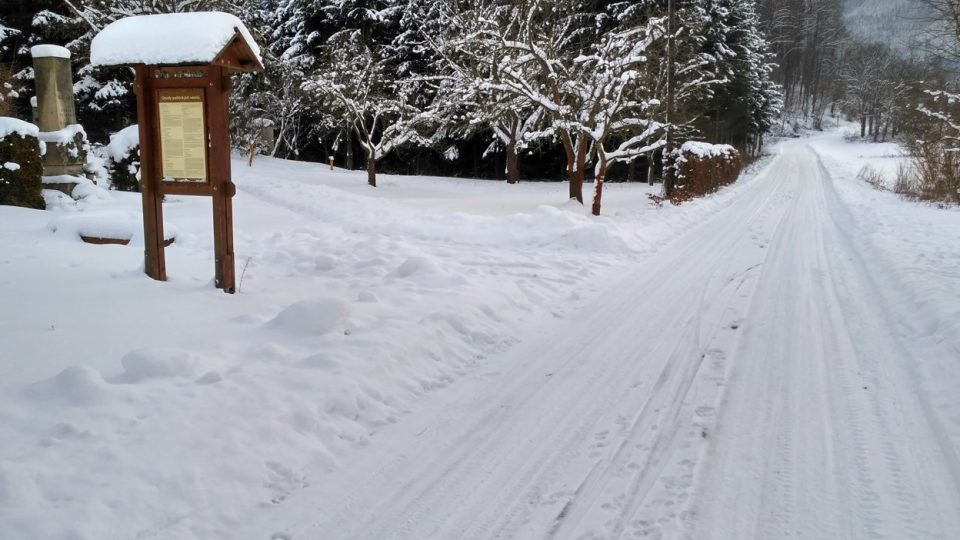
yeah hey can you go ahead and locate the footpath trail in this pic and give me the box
[248,138,960,540]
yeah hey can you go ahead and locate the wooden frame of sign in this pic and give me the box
[132,31,262,293]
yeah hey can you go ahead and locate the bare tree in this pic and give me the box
[758,0,847,127]
[426,1,543,184]
[304,29,427,187]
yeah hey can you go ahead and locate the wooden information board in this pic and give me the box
[158,89,207,182]
[136,64,236,292]
[93,17,262,295]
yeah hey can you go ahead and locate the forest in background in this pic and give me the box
[0,0,959,202]
[1,0,780,187]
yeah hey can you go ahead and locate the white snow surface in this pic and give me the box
[30,44,70,59]
[90,12,261,67]
[1,131,959,539]
[0,117,39,139]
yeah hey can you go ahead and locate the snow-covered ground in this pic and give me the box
[1,129,958,539]
[0,151,765,539]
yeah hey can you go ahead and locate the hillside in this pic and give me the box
[843,0,937,57]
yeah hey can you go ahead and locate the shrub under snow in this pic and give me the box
[671,141,743,202]
[105,125,139,192]
[0,117,44,209]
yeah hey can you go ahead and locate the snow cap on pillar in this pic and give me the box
[30,45,71,59]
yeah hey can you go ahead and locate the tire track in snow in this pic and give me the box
[584,154,801,540]
[688,142,960,540]
[521,160,796,540]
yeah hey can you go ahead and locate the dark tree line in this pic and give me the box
[0,0,781,188]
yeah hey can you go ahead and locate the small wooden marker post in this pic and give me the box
[90,14,263,293]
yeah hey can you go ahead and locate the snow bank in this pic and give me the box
[90,12,261,67]
[269,298,350,336]
[0,117,39,139]
[25,366,118,407]
[119,348,199,382]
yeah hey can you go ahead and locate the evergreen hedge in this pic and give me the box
[0,131,44,209]
[670,143,743,203]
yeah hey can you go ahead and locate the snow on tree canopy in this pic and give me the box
[89,12,262,69]
[106,125,139,162]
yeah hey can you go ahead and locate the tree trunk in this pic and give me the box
[567,166,579,201]
[345,130,354,170]
[592,159,607,216]
[561,132,579,201]
[571,135,587,203]
[861,113,867,138]
[647,151,655,186]
[472,138,481,178]
[506,142,519,184]
[663,144,677,198]
[366,156,377,188]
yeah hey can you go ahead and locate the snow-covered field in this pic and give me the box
[1,130,958,539]
[0,151,765,538]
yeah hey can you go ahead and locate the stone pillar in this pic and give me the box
[31,44,86,193]
[32,45,77,132]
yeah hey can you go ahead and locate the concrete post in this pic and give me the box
[31,44,85,192]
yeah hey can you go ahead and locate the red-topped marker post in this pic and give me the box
[90,12,263,293]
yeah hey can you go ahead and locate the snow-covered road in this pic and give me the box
[249,138,960,540]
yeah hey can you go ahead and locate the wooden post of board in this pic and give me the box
[135,65,237,292]
[210,67,236,293]
[135,65,167,282]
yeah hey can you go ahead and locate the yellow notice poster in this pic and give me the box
[158,89,207,182]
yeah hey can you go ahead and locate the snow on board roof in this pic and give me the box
[90,12,262,71]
